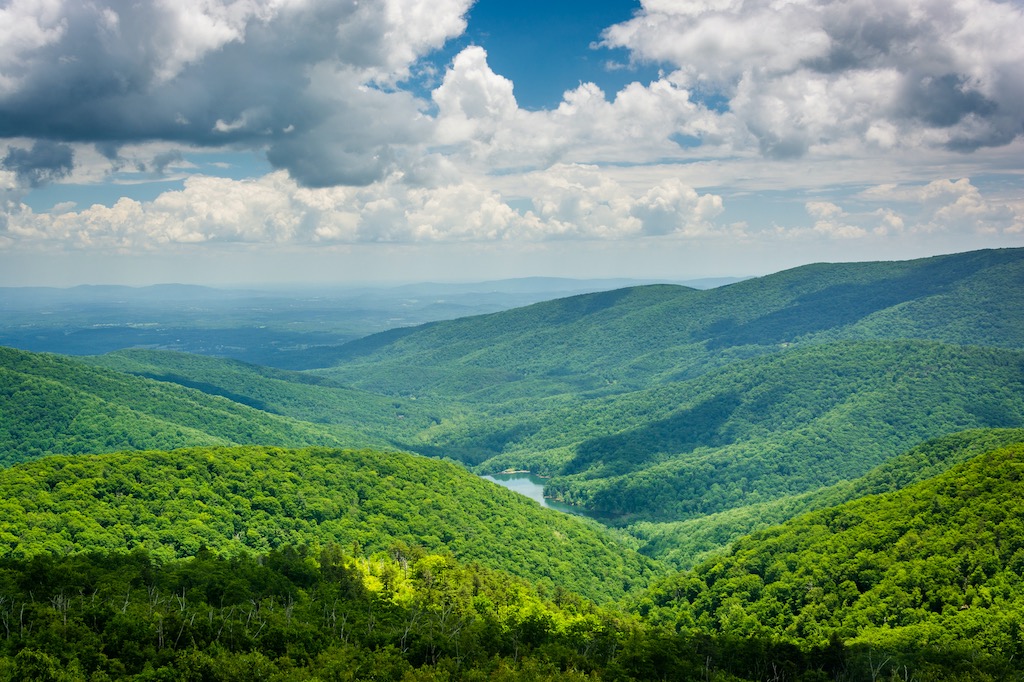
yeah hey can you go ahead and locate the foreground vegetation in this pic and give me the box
[3,437,1024,680]
[0,545,848,682]
[0,446,656,603]
[637,441,1024,679]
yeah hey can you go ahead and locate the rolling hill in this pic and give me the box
[73,249,1024,542]
[0,346,370,465]
[637,439,1024,679]
[314,247,1024,399]
[631,428,1024,568]
[0,445,659,603]
[1,248,1024,679]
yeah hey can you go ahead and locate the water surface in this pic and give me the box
[481,472,602,520]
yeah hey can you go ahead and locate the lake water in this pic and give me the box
[481,472,601,520]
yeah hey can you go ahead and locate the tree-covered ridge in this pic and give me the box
[4,443,1021,681]
[629,428,1024,569]
[431,340,1024,520]
[83,348,452,439]
[0,347,363,466]
[0,446,659,603]
[636,442,1024,677]
[69,337,1024,535]
[316,248,1024,400]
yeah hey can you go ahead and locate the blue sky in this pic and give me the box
[1,0,1022,286]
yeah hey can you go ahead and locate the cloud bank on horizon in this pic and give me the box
[0,0,1022,281]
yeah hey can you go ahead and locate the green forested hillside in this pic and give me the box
[418,341,1024,519]
[84,348,452,439]
[0,545,852,682]
[78,338,1024,535]
[316,248,1024,399]
[287,249,1024,528]
[5,444,1020,680]
[636,441,1024,679]
[0,547,636,681]
[630,428,1024,568]
[0,347,374,465]
[2,249,1024,680]
[0,445,658,603]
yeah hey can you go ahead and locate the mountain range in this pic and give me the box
[1,247,1023,679]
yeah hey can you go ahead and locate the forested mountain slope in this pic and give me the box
[84,348,452,437]
[0,347,365,465]
[316,248,1024,399]
[81,339,1024,528]
[416,341,1024,518]
[637,440,1024,678]
[0,445,659,603]
[631,428,1024,568]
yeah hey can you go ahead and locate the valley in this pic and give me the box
[1,247,1024,679]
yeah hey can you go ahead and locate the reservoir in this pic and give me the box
[481,472,602,520]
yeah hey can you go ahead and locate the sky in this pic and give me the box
[1,0,1022,286]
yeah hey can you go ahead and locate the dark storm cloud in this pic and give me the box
[0,0,468,187]
[0,1,348,144]
[2,141,74,187]
[152,150,184,175]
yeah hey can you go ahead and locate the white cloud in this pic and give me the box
[0,0,473,187]
[805,201,844,220]
[805,200,866,238]
[430,46,733,172]
[879,178,1024,234]
[602,0,1024,155]
[432,46,519,145]
[854,178,1024,234]
[1,0,1022,277]
[0,167,729,248]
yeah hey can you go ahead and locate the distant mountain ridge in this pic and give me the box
[76,249,1024,546]
[6,246,1024,570]
[1,276,731,367]
[0,346,415,465]
[317,247,1024,397]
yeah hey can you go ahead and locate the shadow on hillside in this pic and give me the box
[705,249,1018,349]
[566,392,741,476]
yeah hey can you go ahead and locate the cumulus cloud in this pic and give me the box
[602,0,1024,156]
[4,0,1019,197]
[430,46,733,173]
[861,178,1024,234]
[805,200,867,238]
[0,167,727,248]
[780,177,1023,241]
[0,0,472,186]
[1,0,1020,269]
[433,46,519,145]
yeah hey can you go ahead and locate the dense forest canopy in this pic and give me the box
[0,446,657,603]
[637,441,1024,679]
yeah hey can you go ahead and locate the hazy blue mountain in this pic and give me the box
[0,277,706,367]
[316,248,1024,398]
